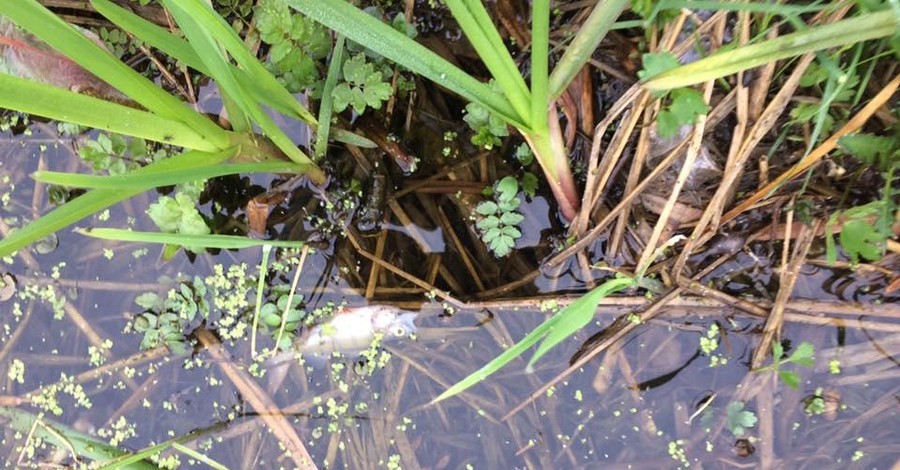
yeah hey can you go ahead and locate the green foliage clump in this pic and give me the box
[259,284,305,350]
[332,54,394,114]
[638,53,709,137]
[463,81,509,149]
[475,176,524,257]
[133,276,210,353]
[147,189,209,238]
[97,26,141,58]
[255,0,330,92]
[825,131,899,265]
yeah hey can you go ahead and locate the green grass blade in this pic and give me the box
[0,149,234,258]
[548,0,628,99]
[643,10,898,91]
[33,161,315,190]
[286,0,527,129]
[531,0,549,131]
[160,0,317,125]
[161,0,316,166]
[444,0,531,121]
[315,34,345,159]
[431,311,560,403]
[77,228,307,250]
[0,407,159,469]
[0,0,228,142]
[527,276,635,366]
[89,0,204,70]
[433,274,637,403]
[0,74,221,151]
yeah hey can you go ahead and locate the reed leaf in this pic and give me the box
[433,275,636,403]
[33,161,314,190]
[0,74,221,151]
[643,10,898,91]
[0,0,226,140]
[0,149,235,258]
[0,407,158,469]
[77,228,307,250]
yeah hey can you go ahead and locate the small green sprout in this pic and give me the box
[803,387,827,416]
[756,341,815,389]
[726,401,757,437]
[474,176,524,257]
[638,52,709,137]
[332,54,394,114]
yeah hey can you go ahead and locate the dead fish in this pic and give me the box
[265,305,417,391]
[300,305,417,355]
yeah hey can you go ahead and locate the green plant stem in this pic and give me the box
[523,115,579,221]
[76,229,307,249]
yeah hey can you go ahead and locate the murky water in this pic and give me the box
[1,118,899,470]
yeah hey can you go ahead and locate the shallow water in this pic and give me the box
[1,121,899,469]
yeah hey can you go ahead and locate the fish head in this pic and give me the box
[370,306,417,335]
[383,312,418,339]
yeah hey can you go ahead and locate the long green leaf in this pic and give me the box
[33,161,314,190]
[0,74,221,151]
[0,407,159,469]
[0,0,228,142]
[161,0,317,125]
[548,0,628,99]
[643,10,898,91]
[89,0,373,149]
[530,0,550,131]
[287,0,527,129]
[444,0,531,121]
[90,0,204,70]
[77,229,307,250]
[527,276,635,366]
[0,149,234,258]
[315,34,345,159]
[433,275,637,403]
[165,0,315,164]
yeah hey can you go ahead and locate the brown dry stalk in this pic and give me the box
[195,328,317,470]
[751,217,822,369]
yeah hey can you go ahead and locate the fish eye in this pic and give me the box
[392,326,407,337]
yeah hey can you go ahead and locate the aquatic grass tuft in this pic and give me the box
[288,0,632,221]
[0,0,342,257]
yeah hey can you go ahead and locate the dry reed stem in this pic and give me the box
[752,216,821,369]
[365,229,389,299]
[672,51,817,276]
[435,205,486,291]
[195,328,317,470]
